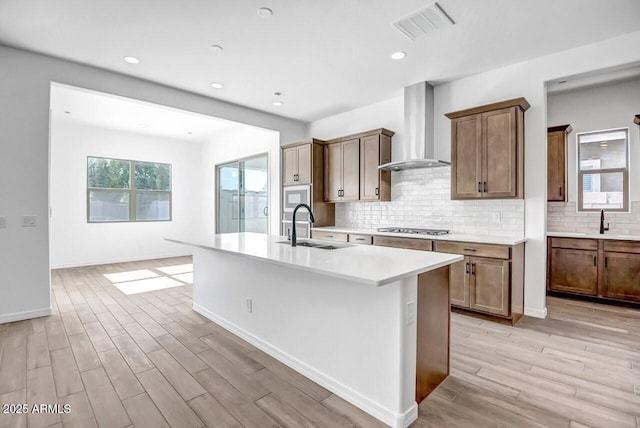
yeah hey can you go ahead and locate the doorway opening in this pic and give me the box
[216,153,269,234]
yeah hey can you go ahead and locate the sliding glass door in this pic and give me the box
[216,154,268,234]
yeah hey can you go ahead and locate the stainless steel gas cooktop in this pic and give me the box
[377,227,450,236]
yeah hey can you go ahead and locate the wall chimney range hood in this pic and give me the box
[378,81,449,171]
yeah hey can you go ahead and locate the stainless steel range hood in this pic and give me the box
[379,81,450,171]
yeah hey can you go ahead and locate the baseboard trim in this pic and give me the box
[524,306,547,319]
[193,303,414,428]
[0,307,53,324]
[50,252,193,269]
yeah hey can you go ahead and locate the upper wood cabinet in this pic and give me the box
[324,128,393,203]
[547,125,571,202]
[360,133,392,201]
[283,143,312,186]
[446,98,529,200]
[324,139,360,202]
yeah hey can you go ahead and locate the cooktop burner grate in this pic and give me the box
[377,227,450,235]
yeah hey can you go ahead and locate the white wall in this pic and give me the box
[310,96,403,145]
[308,30,640,319]
[201,126,281,238]
[0,45,305,323]
[49,121,201,268]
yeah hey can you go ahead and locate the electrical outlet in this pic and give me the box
[491,212,502,223]
[22,215,37,227]
[0,217,7,228]
[406,301,416,325]
[246,298,253,313]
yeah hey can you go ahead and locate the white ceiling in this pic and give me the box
[50,83,255,143]
[3,0,640,122]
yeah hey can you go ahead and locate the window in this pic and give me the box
[577,128,628,212]
[87,157,172,222]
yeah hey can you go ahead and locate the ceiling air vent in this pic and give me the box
[392,2,455,41]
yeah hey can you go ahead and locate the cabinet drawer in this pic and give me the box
[551,237,598,250]
[434,241,509,259]
[348,234,373,245]
[373,236,432,251]
[311,231,348,243]
[603,240,640,254]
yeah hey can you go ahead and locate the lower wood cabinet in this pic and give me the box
[603,252,640,302]
[436,241,524,325]
[549,248,598,295]
[547,237,640,304]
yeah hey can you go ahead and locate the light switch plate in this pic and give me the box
[0,217,7,228]
[406,300,416,325]
[22,215,37,227]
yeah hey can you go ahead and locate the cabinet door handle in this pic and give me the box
[356,238,365,241]
[471,263,476,275]
[559,186,563,197]
[483,181,487,193]
[375,187,379,196]
[326,235,334,238]
[478,181,482,193]
[593,256,597,266]
[604,257,608,268]
[465,262,470,274]
[463,248,477,252]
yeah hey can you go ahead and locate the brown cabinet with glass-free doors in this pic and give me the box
[547,125,571,202]
[323,128,393,202]
[446,98,529,200]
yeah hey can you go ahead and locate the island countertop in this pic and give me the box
[167,232,463,287]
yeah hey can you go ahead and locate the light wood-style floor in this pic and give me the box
[0,257,638,428]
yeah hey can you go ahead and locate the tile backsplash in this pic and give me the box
[547,201,640,235]
[335,167,525,237]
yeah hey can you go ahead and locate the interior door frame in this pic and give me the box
[215,152,270,235]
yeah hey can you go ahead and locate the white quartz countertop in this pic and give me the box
[167,233,463,287]
[311,227,527,246]
[547,231,640,241]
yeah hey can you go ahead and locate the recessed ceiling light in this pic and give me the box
[600,143,608,148]
[274,91,282,96]
[210,45,224,53]
[210,82,224,89]
[272,101,284,107]
[124,56,140,64]
[257,7,273,17]
[188,132,193,135]
[391,51,407,60]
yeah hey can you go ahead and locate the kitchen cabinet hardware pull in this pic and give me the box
[483,181,487,192]
[463,248,476,251]
[593,256,597,266]
[375,187,379,196]
[605,257,608,268]
[326,235,334,238]
[471,263,476,275]
[478,181,482,193]
[356,238,365,241]
[559,187,563,196]
[465,262,470,274]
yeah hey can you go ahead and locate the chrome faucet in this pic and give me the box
[291,203,315,247]
[599,209,609,234]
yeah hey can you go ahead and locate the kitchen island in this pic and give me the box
[167,233,462,428]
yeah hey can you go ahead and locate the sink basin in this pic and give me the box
[277,240,352,250]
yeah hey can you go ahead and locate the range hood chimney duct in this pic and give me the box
[379,81,450,171]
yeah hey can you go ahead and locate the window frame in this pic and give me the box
[576,128,629,212]
[86,156,173,223]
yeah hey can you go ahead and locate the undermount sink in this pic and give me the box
[277,240,352,250]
